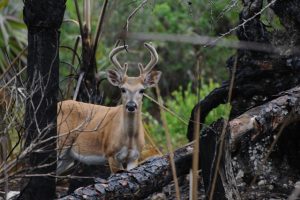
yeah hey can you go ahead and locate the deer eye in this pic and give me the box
[139,89,145,94]
[121,88,126,93]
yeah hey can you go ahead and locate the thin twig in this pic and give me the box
[209,55,237,200]
[59,45,81,66]
[144,93,188,126]
[143,124,163,156]
[84,0,91,32]
[62,19,79,26]
[205,0,277,47]
[144,91,220,135]
[127,32,297,54]
[0,47,27,81]
[155,85,181,200]
[66,36,81,99]
[191,54,202,200]
[0,67,27,90]
[115,0,148,47]
[72,72,85,101]
[74,0,84,37]
[92,0,109,60]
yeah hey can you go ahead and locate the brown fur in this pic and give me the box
[57,99,145,173]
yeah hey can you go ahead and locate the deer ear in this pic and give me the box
[143,71,162,88]
[106,69,123,87]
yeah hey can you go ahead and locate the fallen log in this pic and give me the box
[203,85,300,199]
[229,86,300,151]
[60,143,193,200]
[60,85,300,199]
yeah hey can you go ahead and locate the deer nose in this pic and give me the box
[126,101,137,112]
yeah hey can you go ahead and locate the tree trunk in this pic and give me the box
[19,1,65,199]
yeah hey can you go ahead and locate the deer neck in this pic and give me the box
[122,106,142,138]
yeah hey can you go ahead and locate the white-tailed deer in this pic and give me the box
[57,43,161,174]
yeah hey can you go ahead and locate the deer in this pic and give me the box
[57,43,161,175]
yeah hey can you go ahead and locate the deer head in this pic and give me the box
[106,43,161,113]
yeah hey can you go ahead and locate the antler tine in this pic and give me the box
[142,43,158,74]
[109,45,128,74]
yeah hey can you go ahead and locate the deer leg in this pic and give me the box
[109,147,131,172]
[110,148,140,172]
[56,149,74,175]
[108,157,124,173]
[126,149,140,170]
[126,159,138,170]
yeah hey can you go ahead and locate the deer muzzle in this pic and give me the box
[126,101,137,112]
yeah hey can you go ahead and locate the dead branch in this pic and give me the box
[229,86,300,151]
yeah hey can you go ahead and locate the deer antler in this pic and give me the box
[139,43,158,76]
[109,45,128,76]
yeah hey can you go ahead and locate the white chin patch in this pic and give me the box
[71,150,106,165]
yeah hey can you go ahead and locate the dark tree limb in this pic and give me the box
[187,82,229,141]
[229,86,300,150]
[199,119,227,200]
[199,119,241,200]
[269,0,300,45]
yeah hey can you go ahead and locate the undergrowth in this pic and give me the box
[143,80,231,152]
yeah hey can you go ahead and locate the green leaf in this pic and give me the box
[0,0,8,11]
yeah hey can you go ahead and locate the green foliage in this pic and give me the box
[58,0,241,94]
[144,80,231,152]
[145,0,241,83]
[0,2,27,72]
[151,1,240,35]
[59,0,112,86]
[0,0,8,10]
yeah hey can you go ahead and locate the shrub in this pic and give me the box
[144,80,230,152]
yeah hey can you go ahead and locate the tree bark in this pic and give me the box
[229,86,300,150]
[187,0,300,142]
[200,86,300,199]
[60,143,193,200]
[19,1,65,199]
[60,84,300,199]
